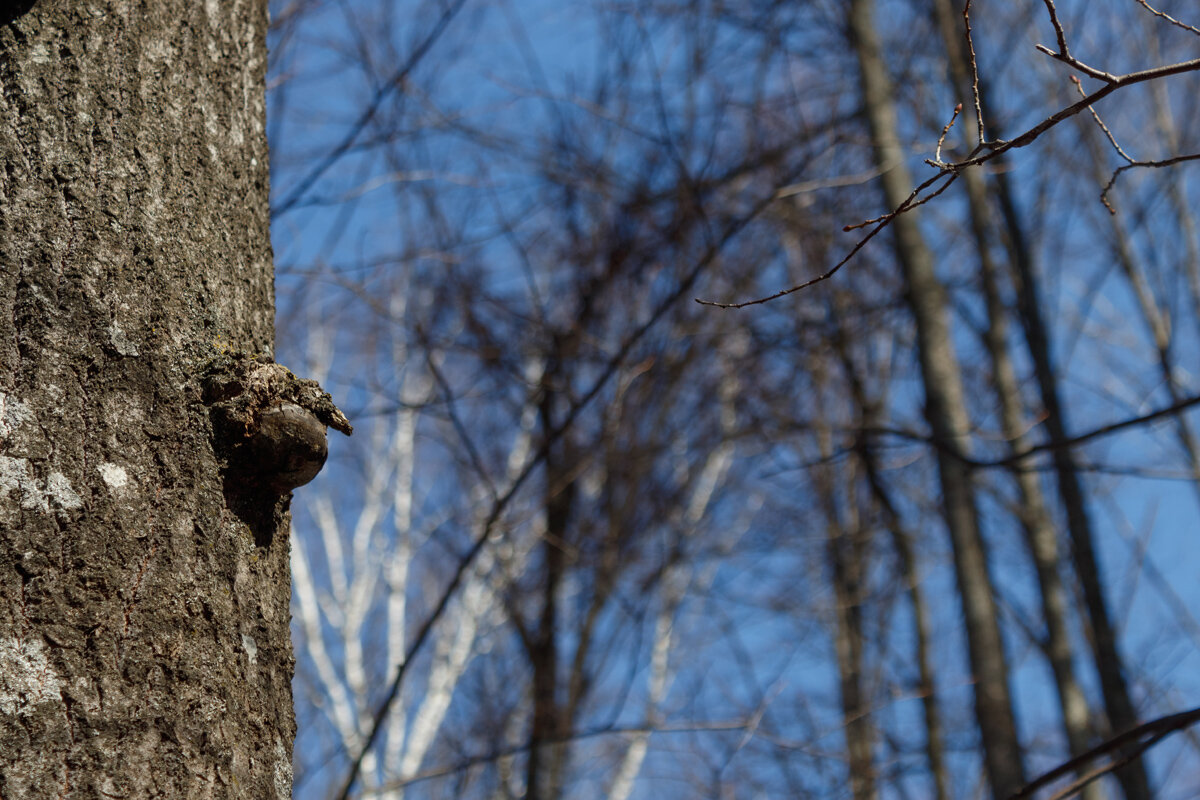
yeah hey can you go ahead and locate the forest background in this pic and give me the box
[265,1,1200,798]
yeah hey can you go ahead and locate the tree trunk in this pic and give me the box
[833,322,948,800]
[0,2,294,797]
[824,484,876,800]
[975,219,1099,782]
[810,356,876,800]
[845,1,1025,796]
[858,446,950,800]
[990,132,1154,800]
[927,1,1099,785]
[1080,122,1200,508]
[526,342,575,800]
[1147,29,1200,326]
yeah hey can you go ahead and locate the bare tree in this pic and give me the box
[929,5,1100,797]
[268,2,1200,799]
[846,0,1025,794]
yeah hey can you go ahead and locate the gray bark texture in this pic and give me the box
[0,1,296,797]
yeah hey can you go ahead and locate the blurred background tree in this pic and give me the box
[267,1,1200,797]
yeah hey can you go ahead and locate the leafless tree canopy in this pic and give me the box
[268,1,1200,798]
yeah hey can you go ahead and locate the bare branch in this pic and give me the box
[1007,707,1200,800]
[1134,0,1200,37]
[963,1,985,142]
[271,0,470,218]
[333,178,792,799]
[1070,75,1135,163]
[1100,151,1200,213]
[861,390,1200,470]
[1040,0,1071,57]
[696,171,960,308]
[935,103,963,164]
[698,39,1200,308]
[361,718,759,796]
[1035,44,1118,84]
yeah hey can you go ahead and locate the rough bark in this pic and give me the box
[0,2,298,797]
[846,1,1025,795]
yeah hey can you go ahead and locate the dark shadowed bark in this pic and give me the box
[826,520,875,800]
[0,2,301,796]
[845,0,1025,795]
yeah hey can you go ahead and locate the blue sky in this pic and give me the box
[268,1,1200,797]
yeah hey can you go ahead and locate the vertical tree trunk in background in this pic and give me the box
[927,3,1098,789]
[1080,123,1200,508]
[990,148,1153,800]
[856,443,950,800]
[833,322,948,800]
[823,480,875,800]
[845,1,1025,796]
[1145,29,1200,326]
[974,219,1100,787]
[810,355,876,800]
[527,339,576,800]
[0,2,292,797]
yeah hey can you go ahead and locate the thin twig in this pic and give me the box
[934,103,963,164]
[1067,66,1200,215]
[696,171,960,308]
[865,390,1200,469]
[993,57,1200,155]
[1134,0,1200,37]
[698,48,1200,307]
[420,342,498,501]
[271,0,470,218]
[1040,0,1070,56]
[1035,43,1117,83]
[1070,75,1135,163]
[963,1,985,142]
[363,717,759,795]
[1100,152,1200,214]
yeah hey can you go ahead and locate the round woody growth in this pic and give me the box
[248,402,329,493]
[200,353,352,498]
